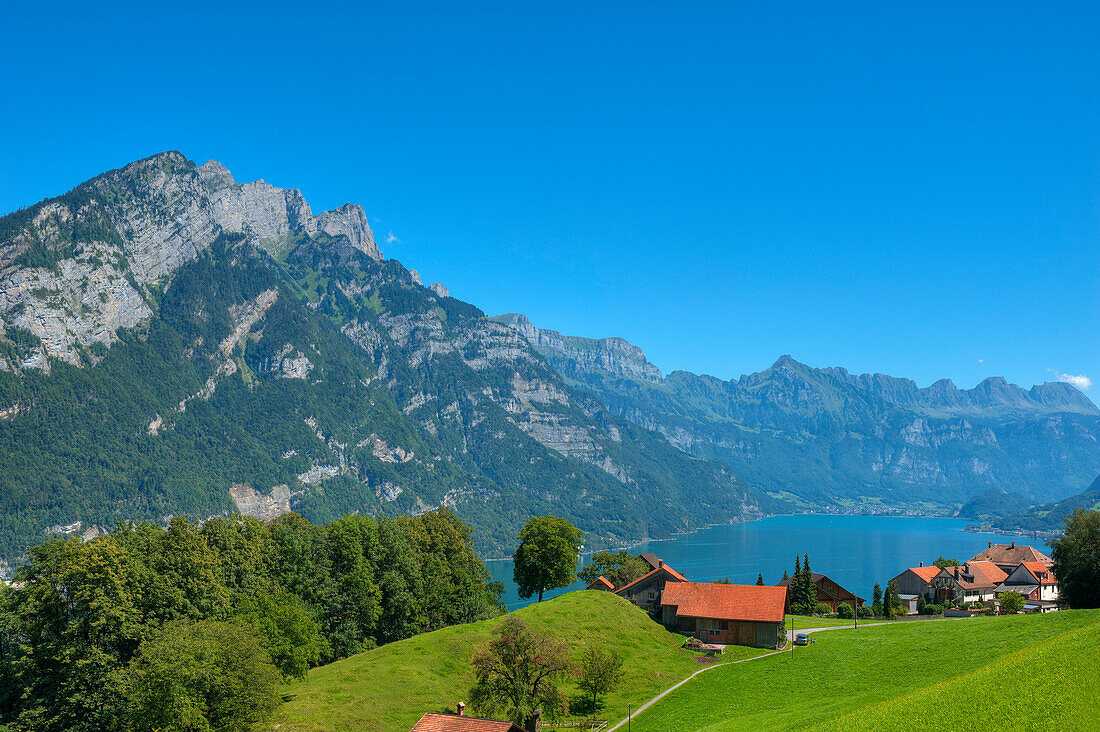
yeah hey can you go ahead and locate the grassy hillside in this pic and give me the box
[630,610,1100,731]
[276,591,765,730]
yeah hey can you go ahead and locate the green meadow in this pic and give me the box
[630,610,1100,731]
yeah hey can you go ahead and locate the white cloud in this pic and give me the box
[978,358,984,364]
[385,231,400,245]
[1048,368,1092,390]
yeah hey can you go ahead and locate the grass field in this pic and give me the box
[630,610,1100,731]
[276,591,765,731]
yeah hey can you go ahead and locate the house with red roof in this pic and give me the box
[995,561,1061,611]
[891,564,943,613]
[930,562,1007,605]
[967,541,1053,574]
[660,582,788,648]
[612,559,688,612]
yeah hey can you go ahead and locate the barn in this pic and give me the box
[660,582,787,648]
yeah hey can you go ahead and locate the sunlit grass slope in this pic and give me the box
[631,610,1100,731]
[276,590,765,731]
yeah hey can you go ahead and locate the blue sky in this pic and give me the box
[1,2,1097,393]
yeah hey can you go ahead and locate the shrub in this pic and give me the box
[857,606,874,619]
[814,602,831,616]
[836,604,854,619]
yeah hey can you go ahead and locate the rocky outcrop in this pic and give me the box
[229,483,295,521]
[0,152,383,372]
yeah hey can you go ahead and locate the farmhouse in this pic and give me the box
[777,572,864,612]
[892,564,942,613]
[661,582,787,648]
[613,560,688,612]
[930,562,1008,605]
[996,561,1061,611]
[967,541,1053,574]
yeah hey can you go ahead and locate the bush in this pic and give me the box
[857,606,874,619]
[813,602,831,616]
[836,604,854,619]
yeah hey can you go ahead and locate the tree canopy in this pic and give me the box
[1050,508,1100,609]
[577,551,647,589]
[0,508,503,730]
[513,516,583,602]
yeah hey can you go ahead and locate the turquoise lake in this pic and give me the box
[487,514,1035,610]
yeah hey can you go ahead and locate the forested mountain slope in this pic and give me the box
[0,152,769,569]
[495,314,1100,510]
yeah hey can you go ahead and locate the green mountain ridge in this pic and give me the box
[0,152,770,570]
[495,313,1100,509]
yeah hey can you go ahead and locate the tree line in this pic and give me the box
[0,508,503,731]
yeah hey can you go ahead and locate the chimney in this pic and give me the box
[988,541,992,548]
[457,702,465,717]
[919,561,923,567]
[658,558,664,568]
[1010,541,1015,549]
[526,708,542,732]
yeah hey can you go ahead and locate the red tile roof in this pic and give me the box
[967,561,1009,585]
[967,543,1052,567]
[410,713,524,732]
[662,582,788,623]
[1021,561,1058,585]
[587,575,615,591]
[613,564,688,596]
[936,563,1005,590]
[906,566,942,583]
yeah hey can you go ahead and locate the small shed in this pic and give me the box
[613,562,688,612]
[586,575,615,592]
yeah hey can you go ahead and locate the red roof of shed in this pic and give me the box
[410,713,524,732]
[662,582,788,623]
[613,564,688,596]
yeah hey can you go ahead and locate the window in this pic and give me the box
[648,591,655,600]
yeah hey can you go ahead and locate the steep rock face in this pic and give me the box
[503,316,1100,508]
[492,313,662,383]
[0,152,766,566]
[0,152,381,371]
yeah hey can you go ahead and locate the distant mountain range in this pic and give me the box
[0,152,767,569]
[494,314,1100,509]
[2,151,1097,571]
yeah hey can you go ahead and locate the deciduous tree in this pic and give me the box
[577,644,623,711]
[469,617,570,724]
[513,517,583,602]
[578,551,648,589]
[1050,509,1100,609]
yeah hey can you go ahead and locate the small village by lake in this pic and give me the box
[489,513,1036,610]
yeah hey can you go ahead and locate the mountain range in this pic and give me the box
[494,314,1100,509]
[0,152,766,570]
[1,152,1097,570]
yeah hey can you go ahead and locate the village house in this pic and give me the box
[930,561,1008,605]
[995,561,1061,612]
[612,559,688,612]
[891,564,942,614]
[410,704,536,732]
[776,572,864,612]
[967,541,1053,574]
[661,582,788,648]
